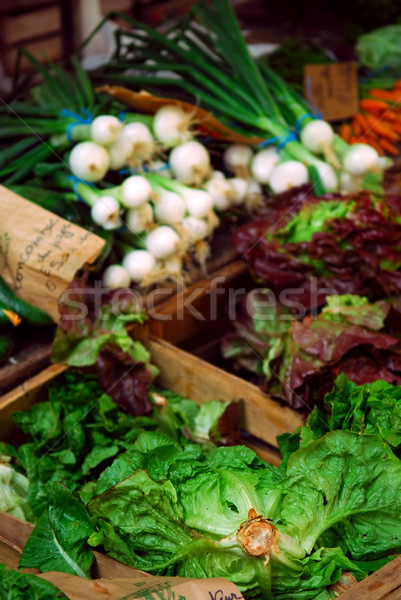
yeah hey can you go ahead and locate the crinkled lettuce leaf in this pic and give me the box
[277,431,401,559]
[223,293,401,409]
[233,191,401,311]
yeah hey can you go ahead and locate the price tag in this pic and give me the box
[0,186,105,321]
[303,62,359,122]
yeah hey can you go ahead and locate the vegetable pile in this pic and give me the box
[340,83,401,158]
[222,292,401,409]
[7,371,401,600]
[233,188,401,311]
[96,0,387,195]
[0,56,256,291]
[3,369,241,516]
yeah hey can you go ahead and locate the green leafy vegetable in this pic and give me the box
[277,431,401,560]
[0,453,33,522]
[19,482,95,577]
[0,564,62,600]
[357,25,401,72]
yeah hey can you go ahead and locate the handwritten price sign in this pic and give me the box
[0,186,105,321]
[303,62,359,121]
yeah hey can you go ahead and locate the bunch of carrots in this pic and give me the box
[339,81,401,156]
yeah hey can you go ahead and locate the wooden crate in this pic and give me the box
[0,511,147,579]
[0,1,64,75]
[1,347,401,597]
[0,336,299,458]
[0,230,239,398]
[147,259,251,345]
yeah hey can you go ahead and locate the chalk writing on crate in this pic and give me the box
[12,216,88,291]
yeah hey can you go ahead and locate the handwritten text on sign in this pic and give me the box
[303,62,359,122]
[0,186,105,321]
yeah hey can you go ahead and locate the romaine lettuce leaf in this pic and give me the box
[19,482,95,577]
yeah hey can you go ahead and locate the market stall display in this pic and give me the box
[1,0,401,598]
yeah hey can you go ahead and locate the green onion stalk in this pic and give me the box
[93,0,389,193]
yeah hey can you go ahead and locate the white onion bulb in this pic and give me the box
[343,144,379,176]
[154,190,186,224]
[339,171,363,193]
[269,161,309,194]
[169,141,210,186]
[146,226,180,259]
[313,162,338,192]
[300,120,334,155]
[205,178,234,211]
[182,188,214,218]
[126,203,153,234]
[181,216,209,242]
[229,177,248,206]
[108,136,134,170]
[69,142,110,182]
[223,144,253,172]
[91,196,120,230]
[122,250,156,283]
[121,122,155,161]
[121,175,153,208]
[153,105,193,147]
[250,148,279,184]
[102,265,131,289]
[90,115,123,146]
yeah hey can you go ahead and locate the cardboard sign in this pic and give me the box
[303,62,359,122]
[0,186,105,321]
[39,572,245,600]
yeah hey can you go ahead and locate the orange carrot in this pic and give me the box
[360,98,389,111]
[339,123,351,142]
[389,122,401,136]
[394,80,401,89]
[352,119,362,136]
[369,89,401,103]
[349,136,359,144]
[365,113,400,142]
[378,138,399,155]
[354,112,370,132]
[380,109,401,122]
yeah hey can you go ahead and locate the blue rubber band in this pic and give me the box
[258,132,297,150]
[118,111,126,122]
[295,113,320,132]
[61,108,93,143]
[67,175,94,202]
[305,77,323,121]
[277,132,297,150]
[257,135,283,148]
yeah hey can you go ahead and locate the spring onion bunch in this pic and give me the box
[0,52,107,185]
[95,0,389,195]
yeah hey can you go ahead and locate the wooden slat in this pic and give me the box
[4,6,61,45]
[0,363,67,437]
[340,556,401,600]
[3,35,62,74]
[150,337,303,447]
[148,260,249,344]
